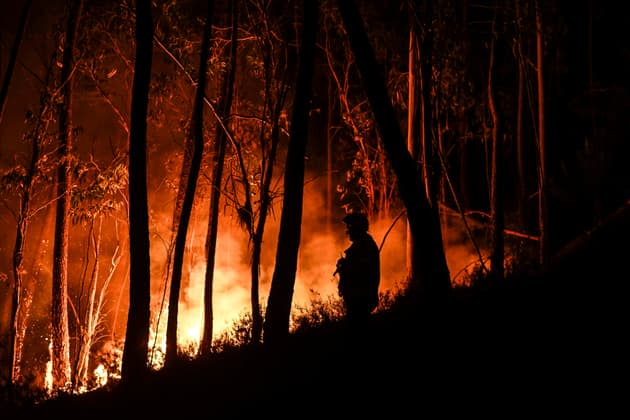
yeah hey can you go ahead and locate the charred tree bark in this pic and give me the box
[263,0,318,345]
[8,114,42,386]
[249,20,288,344]
[336,0,451,299]
[51,0,83,389]
[166,0,214,361]
[514,0,527,228]
[488,6,504,282]
[326,79,334,230]
[121,0,153,384]
[251,98,284,344]
[406,1,422,277]
[458,0,471,211]
[165,0,215,364]
[419,0,438,208]
[8,41,59,387]
[200,0,238,355]
[535,0,548,265]
[0,0,32,127]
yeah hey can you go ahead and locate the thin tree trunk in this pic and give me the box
[51,0,83,389]
[166,0,214,362]
[458,0,471,211]
[535,0,548,265]
[420,0,437,208]
[74,215,120,388]
[406,6,421,277]
[250,30,288,344]
[152,49,195,367]
[8,121,42,386]
[326,79,334,231]
[251,101,284,344]
[336,0,451,298]
[417,0,446,289]
[8,44,59,387]
[9,204,26,386]
[263,0,318,345]
[74,217,102,389]
[200,0,238,354]
[121,0,153,384]
[488,6,504,281]
[514,0,527,228]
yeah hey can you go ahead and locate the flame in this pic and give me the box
[93,364,108,388]
[153,210,489,355]
[44,343,53,394]
[50,190,488,392]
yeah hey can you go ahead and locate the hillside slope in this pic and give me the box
[7,213,627,418]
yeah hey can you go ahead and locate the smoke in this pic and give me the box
[147,172,416,348]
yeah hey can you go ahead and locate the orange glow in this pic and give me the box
[144,199,488,357]
[28,177,489,389]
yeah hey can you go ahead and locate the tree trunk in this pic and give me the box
[8,39,59,388]
[0,0,32,127]
[458,0,471,210]
[247,3,291,345]
[200,0,238,355]
[336,0,451,299]
[247,2,295,344]
[514,0,527,228]
[251,100,283,344]
[8,120,43,386]
[535,0,548,265]
[262,0,318,345]
[250,41,286,344]
[326,79,334,231]
[488,7,504,281]
[73,218,101,389]
[9,202,26,386]
[121,0,153,384]
[166,0,214,362]
[51,0,83,389]
[418,0,445,291]
[74,215,121,388]
[406,3,421,277]
[419,0,437,208]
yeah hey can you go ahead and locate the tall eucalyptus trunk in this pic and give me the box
[121,0,153,384]
[51,0,83,389]
[165,0,215,364]
[488,4,504,281]
[514,0,527,228]
[535,0,548,265]
[336,0,451,298]
[200,0,238,354]
[406,2,422,276]
[8,114,42,386]
[263,0,318,344]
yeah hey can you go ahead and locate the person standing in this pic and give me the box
[335,212,381,329]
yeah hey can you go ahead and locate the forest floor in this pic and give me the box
[4,216,627,419]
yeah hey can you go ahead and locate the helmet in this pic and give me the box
[342,212,369,232]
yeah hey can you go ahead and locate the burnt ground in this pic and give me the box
[5,214,628,419]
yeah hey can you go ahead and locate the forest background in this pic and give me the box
[0,0,627,404]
